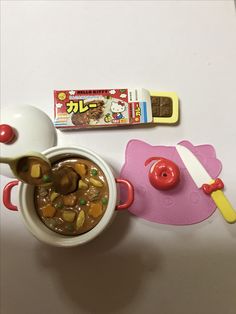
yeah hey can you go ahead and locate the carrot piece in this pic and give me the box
[42,204,56,218]
[89,202,103,218]
[74,163,87,176]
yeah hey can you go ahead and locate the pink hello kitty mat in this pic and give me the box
[119,140,222,225]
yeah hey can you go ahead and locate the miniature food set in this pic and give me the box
[34,157,109,236]
[1,92,235,245]
[120,140,236,225]
[54,89,179,129]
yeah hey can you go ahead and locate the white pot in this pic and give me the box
[3,146,133,247]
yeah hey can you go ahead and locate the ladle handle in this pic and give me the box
[0,157,13,165]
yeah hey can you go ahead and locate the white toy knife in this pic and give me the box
[176,144,236,224]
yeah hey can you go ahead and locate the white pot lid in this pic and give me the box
[0,105,57,178]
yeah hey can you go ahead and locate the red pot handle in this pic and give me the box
[3,180,19,211]
[115,178,134,210]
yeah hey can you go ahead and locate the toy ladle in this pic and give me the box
[0,152,52,186]
[0,152,80,195]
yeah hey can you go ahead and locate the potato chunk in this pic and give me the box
[50,192,59,202]
[89,178,103,188]
[62,211,76,222]
[31,164,41,178]
[78,180,88,190]
[76,210,85,230]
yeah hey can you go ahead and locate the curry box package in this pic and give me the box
[54,88,179,129]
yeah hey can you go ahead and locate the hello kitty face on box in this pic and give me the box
[120,140,222,225]
[110,101,126,113]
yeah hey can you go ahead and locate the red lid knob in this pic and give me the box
[0,124,15,144]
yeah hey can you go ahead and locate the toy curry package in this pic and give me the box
[54,88,179,129]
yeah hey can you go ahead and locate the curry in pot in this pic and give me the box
[34,158,109,236]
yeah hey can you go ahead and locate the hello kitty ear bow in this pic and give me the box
[118,101,125,106]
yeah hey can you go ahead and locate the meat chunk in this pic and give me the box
[52,167,80,195]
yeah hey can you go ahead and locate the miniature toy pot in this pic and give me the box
[3,146,134,247]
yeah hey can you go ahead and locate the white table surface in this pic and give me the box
[1,1,236,314]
